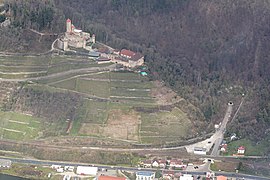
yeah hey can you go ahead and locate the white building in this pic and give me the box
[76,166,98,176]
[237,146,245,154]
[179,174,193,180]
[194,147,207,155]
[136,171,155,180]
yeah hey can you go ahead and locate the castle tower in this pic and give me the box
[92,34,96,44]
[71,24,75,33]
[66,19,72,33]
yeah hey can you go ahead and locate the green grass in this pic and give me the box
[111,81,154,89]
[110,88,150,97]
[0,111,43,141]
[76,79,110,98]
[83,99,109,124]
[51,78,77,90]
[226,138,269,156]
[84,72,110,79]
[140,107,192,144]
[109,72,141,80]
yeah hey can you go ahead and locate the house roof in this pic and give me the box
[216,175,227,180]
[170,159,183,165]
[159,159,167,164]
[120,49,136,57]
[99,176,126,180]
[238,146,245,150]
[130,53,144,61]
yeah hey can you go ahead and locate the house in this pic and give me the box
[152,160,159,168]
[76,166,98,176]
[206,172,215,179]
[169,159,186,169]
[216,175,227,180]
[98,175,126,180]
[115,49,144,68]
[0,159,11,168]
[120,49,136,59]
[136,171,155,180]
[162,170,174,180]
[237,146,245,154]
[158,159,167,168]
[179,174,193,180]
[220,144,227,152]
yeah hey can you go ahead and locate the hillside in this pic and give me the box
[51,0,270,144]
[0,0,270,147]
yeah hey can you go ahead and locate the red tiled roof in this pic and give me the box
[159,159,167,164]
[217,175,227,180]
[238,146,245,150]
[99,176,126,180]
[120,49,136,57]
[170,159,183,165]
[130,53,144,61]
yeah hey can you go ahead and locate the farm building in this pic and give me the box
[111,49,144,68]
[76,166,98,176]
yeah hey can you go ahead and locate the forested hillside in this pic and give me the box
[52,0,270,143]
[1,0,270,144]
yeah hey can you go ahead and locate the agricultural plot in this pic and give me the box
[0,56,49,79]
[139,107,192,144]
[0,111,42,141]
[83,99,109,124]
[50,78,77,90]
[76,78,110,98]
[109,72,141,80]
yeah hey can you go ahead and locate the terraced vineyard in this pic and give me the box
[0,55,199,145]
[0,111,42,141]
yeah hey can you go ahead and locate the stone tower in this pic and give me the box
[66,19,72,33]
[92,34,96,44]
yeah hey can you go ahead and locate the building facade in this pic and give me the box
[136,171,155,180]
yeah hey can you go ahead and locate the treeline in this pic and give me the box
[7,0,65,32]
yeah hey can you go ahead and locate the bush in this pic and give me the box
[0,14,6,23]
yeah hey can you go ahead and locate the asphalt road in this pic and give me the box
[0,156,269,180]
[211,104,233,156]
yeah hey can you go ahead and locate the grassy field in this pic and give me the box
[76,78,110,98]
[225,138,269,156]
[0,111,42,141]
[140,107,192,144]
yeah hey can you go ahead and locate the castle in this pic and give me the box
[57,19,95,51]
[57,19,144,68]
